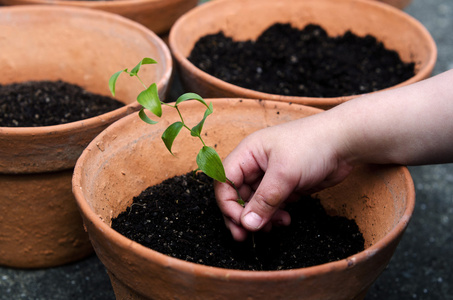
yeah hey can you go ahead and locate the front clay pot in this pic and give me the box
[0,5,172,268]
[169,0,436,109]
[73,98,415,300]
[0,0,198,35]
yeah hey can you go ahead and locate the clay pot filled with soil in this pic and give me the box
[0,0,198,36]
[169,0,436,109]
[110,171,366,271]
[73,98,415,300]
[0,5,172,268]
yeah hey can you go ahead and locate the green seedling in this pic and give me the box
[109,58,244,206]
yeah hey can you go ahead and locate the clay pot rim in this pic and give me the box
[0,5,173,136]
[169,0,437,108]
[0,103,142,135]
[73,98,416,280]
[2,0,186,7]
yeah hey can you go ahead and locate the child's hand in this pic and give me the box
[214,116,354,241]
[215,70,453,241]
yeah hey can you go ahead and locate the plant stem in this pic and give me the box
[226,178,245,206]
[133,73,148,90]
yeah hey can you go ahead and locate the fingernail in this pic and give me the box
[243,212,263,229]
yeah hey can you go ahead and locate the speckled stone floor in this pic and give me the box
[1,0,452,299]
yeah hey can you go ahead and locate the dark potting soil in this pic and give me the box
[0,80,125,127]
[188,23,416,98]
[111,172,364,271]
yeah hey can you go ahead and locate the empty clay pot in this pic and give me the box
[0,0,198,35]
[73,98,415,300]
[169,0,436,109]
[0,5,172,268]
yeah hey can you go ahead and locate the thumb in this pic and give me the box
[240,168,296,231]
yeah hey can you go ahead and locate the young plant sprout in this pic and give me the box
[109,57,244,206]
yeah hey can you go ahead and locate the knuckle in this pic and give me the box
[253,189,282,212]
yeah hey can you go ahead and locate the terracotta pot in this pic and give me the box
[0,0,198,35]
[169,0,436,109]
[73,98,415,300]
[0,5,172,268]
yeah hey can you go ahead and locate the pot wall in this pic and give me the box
[0,170,92,268]
[73,98,415,299]
[169,0,436,109]
[0,5,172,268]
[0,5,172,174]
[0,0,198,35]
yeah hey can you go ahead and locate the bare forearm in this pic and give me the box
[333,69,453,166]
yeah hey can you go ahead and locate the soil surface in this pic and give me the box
[188,23,415,97]
[0,80,124,127]
[111,172,364,271]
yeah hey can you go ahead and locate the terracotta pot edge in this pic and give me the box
[0,0,193,8]
[0,5,173,136]
[72,99,415,281]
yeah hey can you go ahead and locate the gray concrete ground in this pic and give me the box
[1,0,452,299]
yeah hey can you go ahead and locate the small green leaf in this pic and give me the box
[175,92,208,107]
[138,108,158,125]
[130,57,158,76]
[162,122,183,154]
[196,146,226,182]
[108,69,127,96]
[191,102,213,137]
[141,57,158,65]
[137,83,162,117]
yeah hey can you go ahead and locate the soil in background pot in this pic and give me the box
[188,23,415,98]
[112,172,365,271]
[0,80,124,127]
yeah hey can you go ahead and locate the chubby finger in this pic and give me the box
[240,166,298,231]
[223,216,248,241]
[259,208,291,233]
[215,180,249,241]
[271,209,291,227]
[214,181,244,224]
